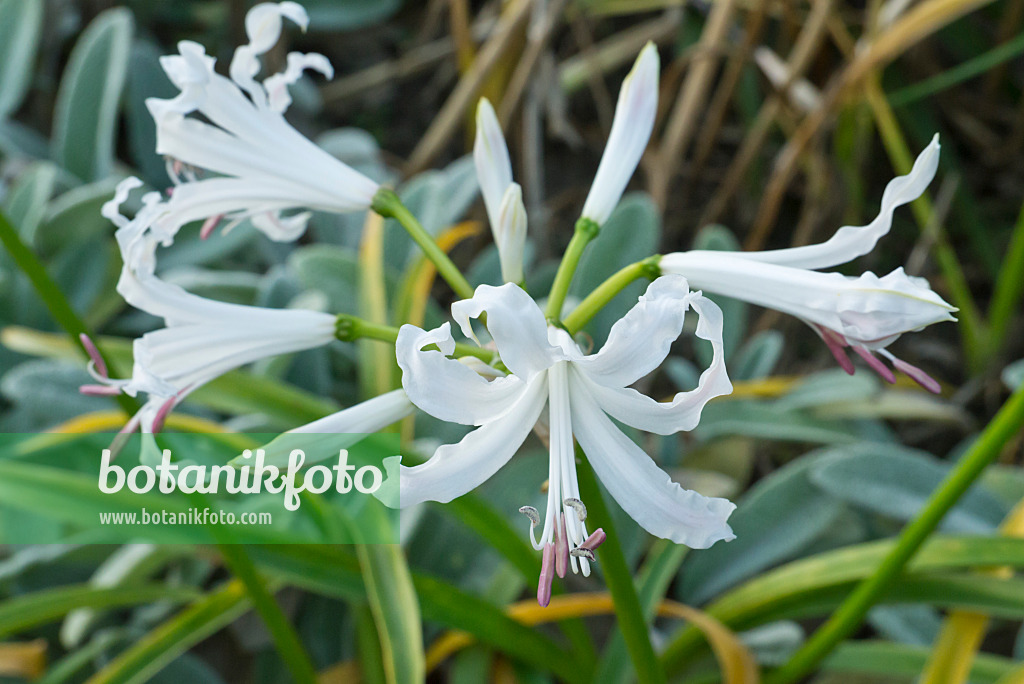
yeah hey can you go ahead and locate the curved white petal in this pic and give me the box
[264,52,333,112]
[569,379,735,548]
[661,252,957,347]
[495,183,527,284]
[580,42,659,224]
[450,283,561,379]
[245,2,308,54]
[737,134,940,269]
[381,374,548,507]
[575,294,731,434]
[248,210,313,242]
[575,274,694,387]
[396,322,529,426]
[251,389,414,468]
[230,3,309,108]
[474,98,513,231]
[102,178,144,229]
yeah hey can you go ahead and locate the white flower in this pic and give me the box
[249,389,415,468]
[580,42,660,225]
[661,135,954,392]
[473,98,526,284]
[146,2,379,243]
[382,276,735,605]
[88,181,338,433]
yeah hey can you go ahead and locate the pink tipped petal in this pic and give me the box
[80,334,108,378]
[538,543,555,607]
[853,346,896,384]
[80,384,122,397]
[891,356,942,394]
[579,528,607,551]
[555,513,569,578]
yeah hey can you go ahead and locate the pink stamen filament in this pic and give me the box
[852,346,896,383]
[554,513,569,578]
[200,214,225,240]
[150,396,178,434]
[818,326,855,375]
[79,333,108,378]
[80,384,122,397]
[538,543,555,607]
[890,355,942,394]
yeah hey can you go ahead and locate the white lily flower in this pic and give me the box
[580,42,660,225]
[146,2,379,243]
[383,276,735,605]
[87,183,338,433]
[473,98,526,284]
[661,135,954,392]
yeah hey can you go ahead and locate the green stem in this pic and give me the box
[335,314,498,365]
[217,544,318,684]
[766,383,1024,684]
[0,210,138,416]
[371,188,474,300]
[563,256,661,335]
[988,199,1024,354]
[545,218,601,322]
[576,446,666,684]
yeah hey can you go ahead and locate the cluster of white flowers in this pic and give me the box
[88,2,955,606]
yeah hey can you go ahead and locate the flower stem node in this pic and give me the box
[369,187,402,219]
[639,255,663,281]
[334,315,359,342]
[574,217,600,241]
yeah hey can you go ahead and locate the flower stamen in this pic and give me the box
[538,543,555,608]
[563,497,587,521]
[852,345,896,384]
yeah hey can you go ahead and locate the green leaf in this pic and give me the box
[1,161,58,247]
[679,452,847,605]
[663,536,1024,673]
[256,545,583,682]
[866,604,941,646]
[36,175,123,257]
[731,330,783,381]
[354,507,425,684]
[598,540,688,684]
[0,0,44,117]
[0,584,201,639]
[809,444,1007,532]
[694,400,863,445]
[124,40,176,187]
[822,640,1015,683]
[570,193,660,345]
[85,581,251,684]
[52,8,134,181]
[1003,359,1024,391]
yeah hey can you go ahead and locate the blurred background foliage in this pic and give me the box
[0,0,1023,682]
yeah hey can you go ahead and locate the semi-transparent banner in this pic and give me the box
[0,432,400,544]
